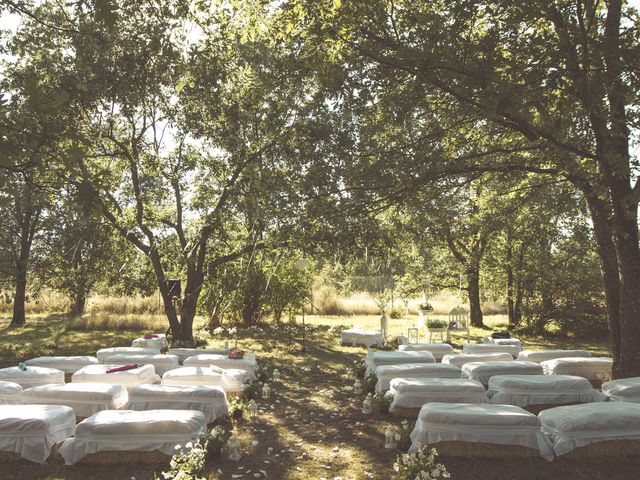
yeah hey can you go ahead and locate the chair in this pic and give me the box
[447,306,470,342]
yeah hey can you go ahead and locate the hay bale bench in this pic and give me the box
[374,363,462,393]
[72,364,160,386]
[126,384,229,423]
[25,356,99,382]
[397,344,454,361]
[106,354,180,376]
[601,377,640,403]
[539,402,640,458]
[0,381,22,405]
[58,409,207,465]
[364,351,435,376]
[0,366,64,389]
[517,349,592,363]
[96,347,161,363]
[19,383,128,420]
[462,343,522,357]
[487,375,606,414]
[131,334,169,351]
[482,337,523,348]
[409,402,553,460]
[0,404,75,463]
[441,352,513,368]
[462,361,543,387]
[161,366,249,394]
[168,348,228,364]
[540,357,613,388]
[183,353,258,380]
[388,378,488,416]
[340,328,385,347]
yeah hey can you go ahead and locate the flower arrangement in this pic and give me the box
[427,319,448,329]
[392,443,450,480]
[371,392,392,417]
[362,372,378,394]
[229,397,248,422]
[160,440,206,480]
[206,426,227,459]
[351,359,367,379]
[418,302,433,311]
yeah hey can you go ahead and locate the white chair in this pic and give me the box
[446,306,470,342]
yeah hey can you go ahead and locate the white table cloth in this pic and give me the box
[168,348,228,364]
[441,352,513,368]
[517,350,591,363]
[374,363,462,393]
[340,328,385,347]
[397,343,454,361]
[365,351,435,376]
[24,356,99,374]
[462,343,522,356]
[0,381,22,405]
[462,361,543,387]
[161,366,249,392]
[72,364,160,386]
[106,354,179,376]
[388,378,488,412]
[602,377,640,403]
[183,353,257,380]
[0,366,64,389]
[96,347,161,363]
[540,357,613,383]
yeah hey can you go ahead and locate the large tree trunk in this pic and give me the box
[10,203,36,327]
[466,266,484,328]
[10,267,27,327]
[71,290,86,316]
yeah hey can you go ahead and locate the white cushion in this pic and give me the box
[0,404,76,463]
[0,381,22,405]
[388,378,488,411]
[365,351,435,376]
[602,377,640,403]
[462,361,543,386]
[540,357,613,382]
[517,350,591,363]
[442,353,513,368]
[72,364,160,386]
[340,328,385,347]
[539,402,640,456]
[96,347,160,363]
[161,366,249,392]
[462,343,521,356]
[59,409,206,465]
[183,353,257,380]
[487,375,605,407]
[397,344,454,360]
[106,354,179,376]
[0,366,65,389]
[24,356,99,374]
[20,383,128,418]
[374,363,462,393]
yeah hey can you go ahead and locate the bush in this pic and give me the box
[362,373,378,394]
[372,393,392,417]
[389,307,404,319]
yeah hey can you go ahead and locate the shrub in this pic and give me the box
[389,307,404,319]
[362,373,378,394]
[392,443,449,480]
[371,393,392,417]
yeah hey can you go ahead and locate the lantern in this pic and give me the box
[247,399,258,421]
[362,393,373,415]
[272,369,281,382]
[384,425,397,449]
[353,379,363,395]
[262,383,271,400]
[226,434,241,461]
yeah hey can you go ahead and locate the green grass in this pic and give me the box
[0,313,625,480]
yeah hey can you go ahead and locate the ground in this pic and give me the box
[0,313,636,480]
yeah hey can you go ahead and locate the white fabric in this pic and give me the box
[59,409,207,465]
[482,337,522,347]
[602,377,640,403]
[517,350,592,363]
[183,353,257,380]
[462,343,522,356]
[126,385,229,423]
[105,354,179,376]
[539,402,640,456]
[364,351,435,376]
[388,378,488,411]
[24,356,99,374]
[0,381,22,405]
[131,334,169,351]
[0,366,64,389]
[168,348,228,364]
[20,383,128,418]
[0,404,75,463]
[374,363,462,393]
[541,357,613,382]
[340,328,385,347]
[72,364,160,386]
[487,375,606,407]
[96,347,161,363]
[441,353,513,368]
[161,366,249,392]
[397,344,454,360]
[462,361,543,386]
[409,402,553,461]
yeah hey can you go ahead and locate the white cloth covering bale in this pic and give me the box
[168,348,228,364]
[397,344,454,361]
[388,378,488,412]
[602,377,640,403]
[487,375,606,407]
[161,366,249,393]
[0,366,64,389]
[539,402,640,456]
[72,364,160,386]
[58,409,207,465]
[131,334,169,351]
[462,361,543,387]
[364,351,435,376]
[183,353,257,380]
[441,353,513,368]
[96,347,161,363]
[482,337,523,348]
[340,328,385,347]
[462,343,522,356]
[106,354,179,376]
[24,356,99,374]
[126,385,229,423]
[517,350,592,363]
[540,357,613,383]
[0,404,75,463]
[19,383,128,418]
[409,402,553,460]
[0,381,22,405]
[374,363,462,393]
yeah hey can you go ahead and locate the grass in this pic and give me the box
[0,313,626,480]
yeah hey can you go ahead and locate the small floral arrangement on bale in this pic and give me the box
[371,393,392,417]
[159,440,206,480]
[392,443,450,480]
[205,426,227,459]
